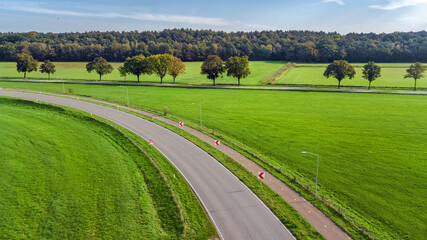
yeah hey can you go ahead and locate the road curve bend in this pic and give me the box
[0,90,295,240]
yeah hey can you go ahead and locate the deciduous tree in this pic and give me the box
[323,60,356,88]
[225,56,251,86]
[404,62,425,91]
[149,54,173,83]
[118,65,127,81]
[123,55,151,83]
[201,55,225,86]
[86,57,113,81]
[39,60,56,80]
[167,57,186,84]
[16,53,38,79]
[362,61,381,90]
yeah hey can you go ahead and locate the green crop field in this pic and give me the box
[275,63,427,89]
[1,82,425,239]
[0,61,286,85]
[0,97,215,239]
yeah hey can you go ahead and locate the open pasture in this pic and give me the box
[275,63,427,89]
[0,61,286,85]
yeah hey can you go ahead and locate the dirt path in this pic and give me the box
[6,89,352,240]
[2,78,427,95]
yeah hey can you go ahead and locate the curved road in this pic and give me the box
[0,90,295,240]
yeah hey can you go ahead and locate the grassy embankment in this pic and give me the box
[1,82,425,239]
[0,97,216,239]
[275,63,427,90]
[0,61,285,85]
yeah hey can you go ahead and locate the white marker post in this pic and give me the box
[149,139,154,151]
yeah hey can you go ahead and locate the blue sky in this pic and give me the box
[1,0,426,33]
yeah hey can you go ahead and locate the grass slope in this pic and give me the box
[275,63,427,89]
[1,82,426,239]
[0,61,286,85]
[0,97,216,239]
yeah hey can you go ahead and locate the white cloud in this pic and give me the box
[322,0,344,6]
[0,2,228,26]
[245,24,274,30]
[370,0,427,10]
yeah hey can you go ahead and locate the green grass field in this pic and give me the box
[0,61,286,85]
[1,82,425,239]
[275,63,427,89]
[0,97,216,239]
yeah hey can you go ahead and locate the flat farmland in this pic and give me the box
[1,81,425,239]
[0,61,286,85]
[275,63,427,89]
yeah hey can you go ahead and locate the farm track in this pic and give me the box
[1,78,426,94]
[1,88,353,240]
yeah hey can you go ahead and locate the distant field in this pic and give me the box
[275,63,427,89]
[1,82,426,239]
[0,97,215,239]
[0,61,286,85]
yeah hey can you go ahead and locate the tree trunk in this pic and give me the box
[24,72,26,79]
[99,75,102,82]
[160,76,163,84]
[338,80,341,89]
[48,73,51,80]
[173,76,176,84]
[414,79,417,91]
[213,78,216,86]
[137,75,140,83]
[238,77,240,86]
[368,81,371,90]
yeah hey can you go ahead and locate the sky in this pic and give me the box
[0,0,426,34]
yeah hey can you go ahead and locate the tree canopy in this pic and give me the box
[362,61,381,90]
[16,53,38,79]
[39,60,56,80]
[404,62,425,91]
[225,56,251,86]
[167,57,186,84]
[118,65,127,81]
[1,30,426,63]
[201,55,225,86]
[149,54,173,83]
[86,57,114,81]
[323,60,356,88]
[123,55,151,83]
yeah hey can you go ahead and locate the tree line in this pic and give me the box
[15,52,424,90]
[16,53,250,86]
[324,60,425,91]
[1,29,427,63]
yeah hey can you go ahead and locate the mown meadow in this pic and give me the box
[0,97,216,239]
[0,61,286,85]
[275,63,427,89]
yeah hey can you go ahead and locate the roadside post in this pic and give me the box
[119,86,129,106]
[57,77,65,93]
[191,103,202,130]
[301,151,320,200]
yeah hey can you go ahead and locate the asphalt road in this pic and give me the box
[0,90,295,240]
